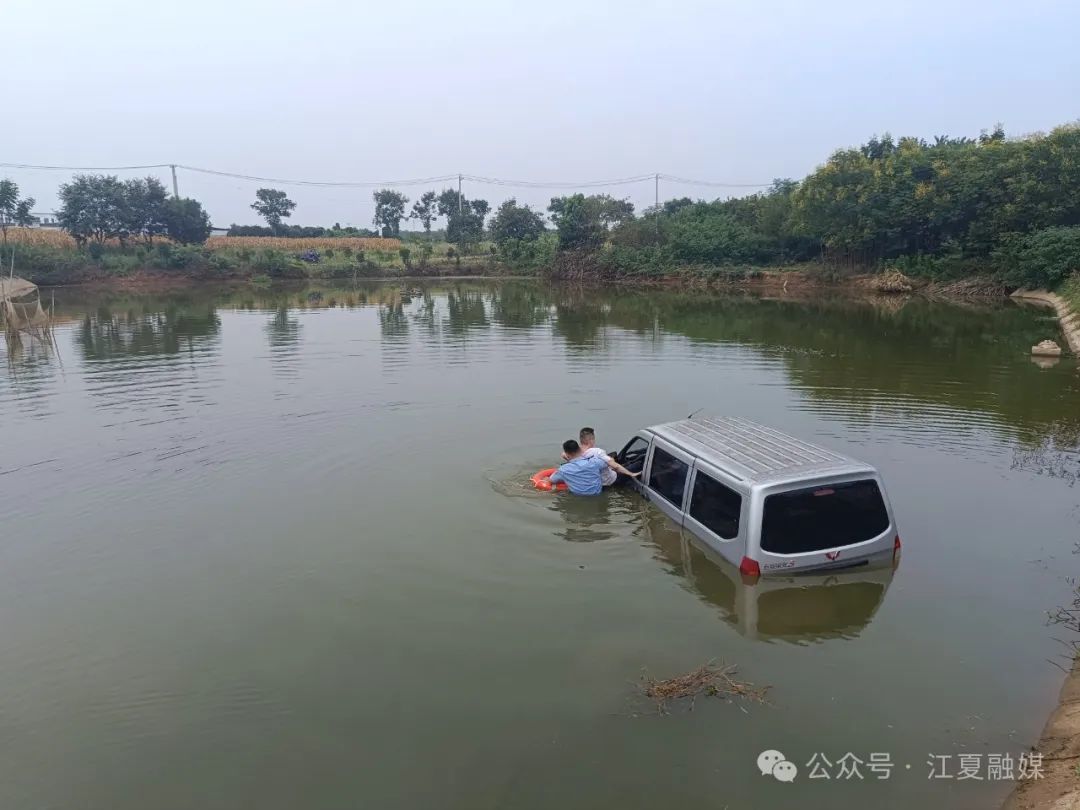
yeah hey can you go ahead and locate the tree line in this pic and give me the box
[38,175,213,246]
[3,120,1078,287]
[345,122,1080,285]
[592,123,1080,287]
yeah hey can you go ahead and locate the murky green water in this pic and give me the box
[2,280,1079,809]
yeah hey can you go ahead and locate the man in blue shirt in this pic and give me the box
[547,439,639,495]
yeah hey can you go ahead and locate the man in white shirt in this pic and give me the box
[578,427,618,487]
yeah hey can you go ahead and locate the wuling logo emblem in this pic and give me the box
[825,551,841,561]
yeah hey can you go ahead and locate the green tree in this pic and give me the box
[665,202,769,264]
[662,197,695,216]
[121,177,170,245]
[548,194,603,249]
[471,199,490,223]
[548,194,635,250]
[436,188,488,252]
[997,226,1080,289]
[163,197,212,245]
[489,198,545,245]
[786,123,1080,267]
[410,190,437,233]
[251,188,296,234]
[583,194,635,228]
[0,179,36,250]
[373,189,409,237]
[58,174,128,246]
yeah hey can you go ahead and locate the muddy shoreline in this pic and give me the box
[34,267,1015,299]
[1003,657,1080,809]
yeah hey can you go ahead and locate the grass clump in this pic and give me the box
[641,660,770,714]
[1061,273,1080,315]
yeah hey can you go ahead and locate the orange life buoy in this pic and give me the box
[531,467,567,492]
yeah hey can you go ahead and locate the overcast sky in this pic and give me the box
[5,0,1079,229]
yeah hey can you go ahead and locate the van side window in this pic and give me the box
[689,472,742,539]
[648,447,688,508]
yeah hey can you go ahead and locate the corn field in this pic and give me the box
[2,228,402,253]
[2,228,79,248]
[206,236,402,252]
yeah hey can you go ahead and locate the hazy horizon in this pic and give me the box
[5,0,1079,228]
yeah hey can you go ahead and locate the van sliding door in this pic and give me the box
[682,462,745,565]
[643,438,693,524]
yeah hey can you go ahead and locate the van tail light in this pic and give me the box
[892,535,902,567]
[739,556,761,582]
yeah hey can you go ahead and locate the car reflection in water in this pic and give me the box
[640,506,895,644]
[545,489,636,543]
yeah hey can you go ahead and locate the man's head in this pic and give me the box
[579,427,596,449]
[562,439,582,458]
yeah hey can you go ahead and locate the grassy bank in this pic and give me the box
[4,229,1075,302]
[1,229,514,285]
[1062,273,1080,314]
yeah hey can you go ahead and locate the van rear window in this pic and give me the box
[761,480,889,555]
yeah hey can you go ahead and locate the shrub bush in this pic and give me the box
[101,253,142,276]
[207,251,238,274]
[891,243,984,280]
[1061,272,1080,312]
[600,244,672,277]
[996,226,1080,289]
[154,243,173,267]
[151,243,206,270]
[6,244,91,285]
[251,248,303,278]
[497,234,557,271]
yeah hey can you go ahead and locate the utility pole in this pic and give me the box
[170,165,179,198]
[654,173,660,237]
[456,173,464,262]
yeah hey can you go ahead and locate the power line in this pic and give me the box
[0,161,772,190]
[462,173,655,189]
[0,161,172,171]
[659,173,772,188]
[177,165,460,188]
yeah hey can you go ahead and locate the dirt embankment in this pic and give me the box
[38,263,1029,308]
[1011,290,1080,355]
[1003,657,1080,809]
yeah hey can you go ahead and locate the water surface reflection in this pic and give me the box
[1,279,1078,810]
[643,507,894,644]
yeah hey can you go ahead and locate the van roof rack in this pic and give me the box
[648,415,874,486]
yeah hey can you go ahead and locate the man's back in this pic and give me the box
[582,446,617,486]
[551,454,607,495]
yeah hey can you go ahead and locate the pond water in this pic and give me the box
[2,280,1079,809]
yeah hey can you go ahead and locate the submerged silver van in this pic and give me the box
[615,416,900,577]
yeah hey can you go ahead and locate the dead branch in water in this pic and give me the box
[641,661,770,714]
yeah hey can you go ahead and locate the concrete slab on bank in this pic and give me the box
[1011,289,1080,355]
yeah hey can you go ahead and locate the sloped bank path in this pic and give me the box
[1004,289,1079,810]
[1011,289,1080,355]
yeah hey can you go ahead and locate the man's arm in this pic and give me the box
[548,468,564,483]
[605,456,640,478]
